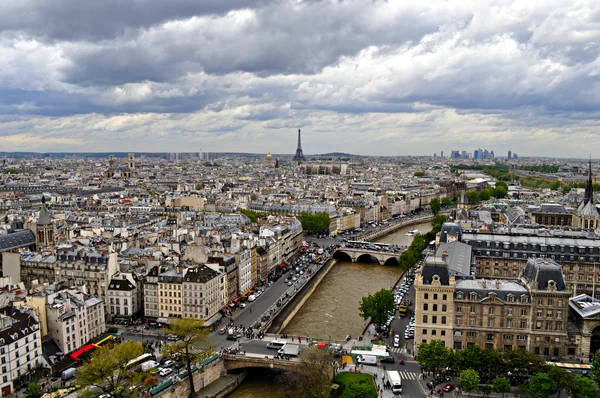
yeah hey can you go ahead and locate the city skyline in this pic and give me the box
[0,1,599,157]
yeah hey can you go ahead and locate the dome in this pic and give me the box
[266,152,272,159]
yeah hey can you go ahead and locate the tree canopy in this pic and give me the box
[358,288,396,331]
[282,347,334,398]
[573,376,600,398]
[298,211,331,234]
[492,377,511,398]
[162,318,213,397]
[458,369,480,397]
[75,341,150,398]
[416,340,452,373]
[527,373,555,398]
[429,198,441,215]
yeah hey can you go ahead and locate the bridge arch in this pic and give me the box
[383,257,400,266]
[333,251,353,262]
[223,356,299,372]
[356,254,380,264]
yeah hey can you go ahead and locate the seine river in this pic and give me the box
[226,221,432,398]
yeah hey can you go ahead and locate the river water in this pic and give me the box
[226,221,433,397]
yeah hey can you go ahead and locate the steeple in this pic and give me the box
[293,129,305,162]
[36,195,55,249]
[585,156,594,205]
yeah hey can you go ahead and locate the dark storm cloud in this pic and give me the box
[0,0,274,41]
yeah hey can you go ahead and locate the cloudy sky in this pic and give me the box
[1,0,600,157]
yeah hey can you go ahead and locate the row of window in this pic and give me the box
[457,306,529,316]
[422,293,447,300]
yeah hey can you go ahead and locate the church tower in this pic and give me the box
[575,158,600,229]
[128,153,135,177]
[36,196,55,250]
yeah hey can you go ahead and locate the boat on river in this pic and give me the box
[405,229,419,236]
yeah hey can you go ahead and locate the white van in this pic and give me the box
[356,354,377,366]
[266,340,286,350]
[386,370,403,394]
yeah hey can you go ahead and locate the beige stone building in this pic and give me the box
[415,257,572,360]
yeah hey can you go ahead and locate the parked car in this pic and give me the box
[163,360,176,367]
[381,355,395,363]
[443,383,454,392]
[159,368,173,377]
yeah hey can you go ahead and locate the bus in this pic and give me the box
[346,241,370,246]
[126,353,156,369]
[373,242,392,250]
[398,305,408,317]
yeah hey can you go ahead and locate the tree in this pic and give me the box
[414,171,426,177]
[466,190,480,204]
[358,289,395,331]
[458,369,480,398]
[75,341,150,398]
[348,380,375,398]
[455,345,482,373]
[282,347,334,398]
[441,197,454,207]
[24,380,42,398]
[430,198,441,215]
[162,318,213,398]
[591,350,600,384]
[494,185,508,198]
[573,376,600,398]
[546,365,575,398]
[297,211,331,234]
[480,347,505,379]
[527,373,555,398]
[416,340,451,374]
[492,377,511,398]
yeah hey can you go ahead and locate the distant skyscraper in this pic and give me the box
[508,150,512,160]
[293,129,306,162]
[441,151,444,158]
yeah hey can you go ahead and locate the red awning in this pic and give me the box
[70,343,96,362]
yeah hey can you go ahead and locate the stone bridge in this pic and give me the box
[222,354,299,372]
[333,248,400,265]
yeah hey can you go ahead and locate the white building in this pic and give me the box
[236,249,253,295]
[182,265,221,323]
[0,308,42,396]
[107,273,139,320]
[85,297,105,340]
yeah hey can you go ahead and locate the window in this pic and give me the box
[507,308,513,316]
[456,317,462,326]
[443,294,447,300]
[432,316,437,324]
[467,332,476,337]
[488,318,494,327]
[434,294,438,300]
[442,304,447,311]
[507,320,513,328]
[470,305,476,313]
[456,305,462,313]
[521,308,527,316]
[433,304,438,311]
[423,315,428,323]
[441,331,446,336]
[423,303,428,311]
[423,329,427,335]
[486,334,494,341]
[489,307,495,315]
[432,330,437,336]
[442,316,447,324]
[520,320,527,329]
[424,293,428,300]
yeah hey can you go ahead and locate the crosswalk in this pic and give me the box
[397,371,421,380]
[389,347,407,354]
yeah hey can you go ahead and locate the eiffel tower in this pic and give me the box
[293,129,306,162]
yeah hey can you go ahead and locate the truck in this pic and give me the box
[277,343,301,356]
[356,354,377,366]
[61,368,76,381]
[386,370,403,394]
[141,360,160,371]
[247,294,256,302]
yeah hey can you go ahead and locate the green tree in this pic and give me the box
[466,190,480,204]
[162,318,214,398]
[429,198,441,215]
[282,347,334,398]
[455,345,482,373]
[492,377,511,398]
[441,197,454,207]
[504,348,546,376]
[573,376,600,398]
[416,340,451,374]
[24,380,42,398]
[480,347,505,379]
[546,365,575,398]
[298,211,331,234]
[75,341,150,398]
[591,350,600,384]
[414,171,425,177]
[358,289,396,331]
[348,380,375,398]
[527,373,555,398]
[494,185,508,198]
[480,187,494,201]
[458,369,480,398]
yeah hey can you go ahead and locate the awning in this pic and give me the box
[156,317,169,324]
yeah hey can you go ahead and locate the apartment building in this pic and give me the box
[143,266,160,321]
[0,308,43,396]
[235,249,253,296]
[415,257,572,360]
[157,268,184,320]
[85,297,105,340]
[182,266,221,323]
[107,273,139,321]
